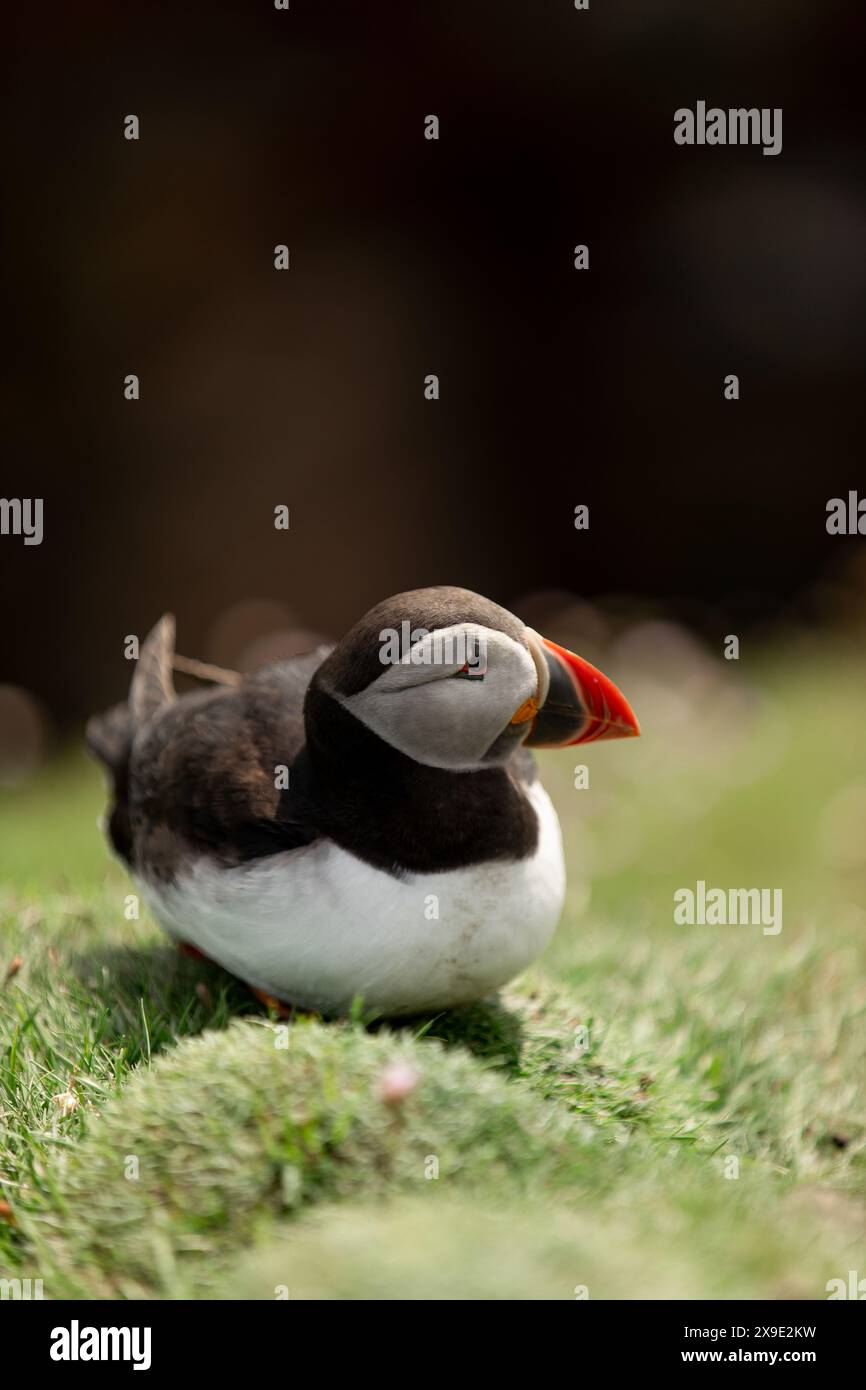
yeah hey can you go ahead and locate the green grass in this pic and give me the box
[1,639,865,1298]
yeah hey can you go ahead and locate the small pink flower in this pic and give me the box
[378,1061,420,1105]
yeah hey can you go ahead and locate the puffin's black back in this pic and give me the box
[87,651,325,875]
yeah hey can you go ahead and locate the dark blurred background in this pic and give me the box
[2,0,865,745]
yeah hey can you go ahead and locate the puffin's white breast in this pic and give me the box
[140,780,566,1017]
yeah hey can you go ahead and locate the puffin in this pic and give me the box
[87,587,639,1017]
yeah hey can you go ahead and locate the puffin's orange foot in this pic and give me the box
[177,939,209,961]
[178,942,209,962]
[249,985,294,1019]
[178,945,295,1018]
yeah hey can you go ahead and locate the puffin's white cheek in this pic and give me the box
[337,629,539,771]
[406,679,514,765]
[353,679,508,768]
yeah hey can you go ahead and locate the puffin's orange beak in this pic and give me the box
[522,635,640,747]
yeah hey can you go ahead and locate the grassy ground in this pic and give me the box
[1,633,864,1299]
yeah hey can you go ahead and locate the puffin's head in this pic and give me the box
[309,586,639,773]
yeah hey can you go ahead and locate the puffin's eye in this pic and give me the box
[453,663,485,681]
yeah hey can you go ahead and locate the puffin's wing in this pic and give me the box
[130,612,176,728]
[86,611,177,805]
[128,650,329,872]
[89,619,331,871]
[85,612,179,862]
[86,614,225,775]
